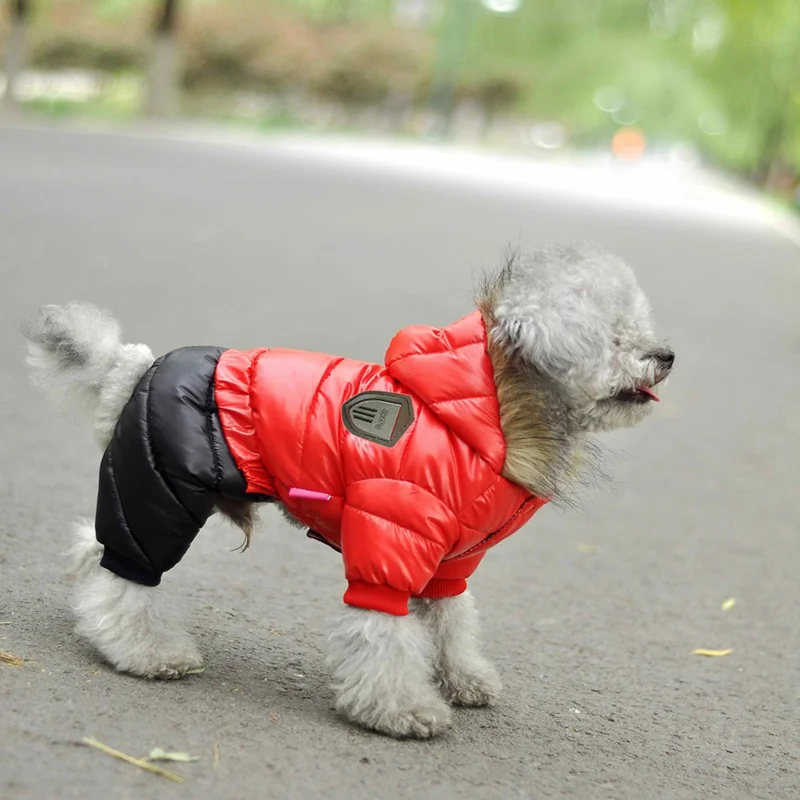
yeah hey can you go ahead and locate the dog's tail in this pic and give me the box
[21,302,154,449]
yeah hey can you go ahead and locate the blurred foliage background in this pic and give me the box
[1,0,799,198]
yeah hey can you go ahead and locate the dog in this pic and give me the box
[21,242,673,739]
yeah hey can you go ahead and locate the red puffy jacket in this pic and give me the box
[214,311,548,615]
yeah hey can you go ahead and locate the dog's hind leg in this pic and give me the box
[413,590,501,707]
[327,606,452,738]
[69,521,203,679]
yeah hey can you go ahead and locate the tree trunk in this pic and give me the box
[426,0,476,138]
[754,102,791,189]
[2,0,30,114]
[144,0,180,119]
[480,105,496,142]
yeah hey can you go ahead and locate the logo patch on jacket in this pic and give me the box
[342,391,414,447]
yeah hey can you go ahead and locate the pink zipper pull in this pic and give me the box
[288,488,332,502]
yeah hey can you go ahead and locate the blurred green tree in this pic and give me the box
[5,0,799,185]
[704,0,800,186]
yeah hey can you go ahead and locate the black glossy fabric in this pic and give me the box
[96,346,255,586]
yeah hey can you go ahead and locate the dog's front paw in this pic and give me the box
[438,664,502,707]
[377,700,453,739]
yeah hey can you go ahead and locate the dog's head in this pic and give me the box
[485,242,673,433]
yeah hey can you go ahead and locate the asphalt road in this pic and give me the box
[1,125,798,800]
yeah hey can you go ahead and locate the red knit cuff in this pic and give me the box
[344,581,411,616]
[415,578,467,600]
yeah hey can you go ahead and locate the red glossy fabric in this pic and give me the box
[215,312,548,615]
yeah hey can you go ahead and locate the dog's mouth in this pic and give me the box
[615,385,661,404]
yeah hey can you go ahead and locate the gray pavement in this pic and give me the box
[1,125,799,800]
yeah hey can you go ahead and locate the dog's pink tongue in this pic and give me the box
[638,385,660,402]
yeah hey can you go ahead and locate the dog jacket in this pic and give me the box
[96,312,548,615]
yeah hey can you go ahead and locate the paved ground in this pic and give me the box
[0,124,798,800]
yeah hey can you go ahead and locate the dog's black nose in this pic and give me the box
[652,349,675,368]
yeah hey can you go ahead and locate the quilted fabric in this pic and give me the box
[215,311,548,615]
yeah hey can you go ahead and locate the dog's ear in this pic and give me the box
[492,296,609,379]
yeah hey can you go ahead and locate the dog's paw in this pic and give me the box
[438,664,502,707]
[104,637,204,680]
[371,700,453,739]
[336,694,453,739]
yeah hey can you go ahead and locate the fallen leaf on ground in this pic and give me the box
[0,621,12,625]
[721,598,736,611]
[185,667,205,675]
[576,544,596,554]
[0,651,24,666]
[82,737,184,783]
[146,748,200,763]
[693,649,733,657]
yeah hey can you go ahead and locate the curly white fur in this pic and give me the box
[69,521,203,679]
[21,302,153,447]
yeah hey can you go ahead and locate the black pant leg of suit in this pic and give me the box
[95,346,248,586]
